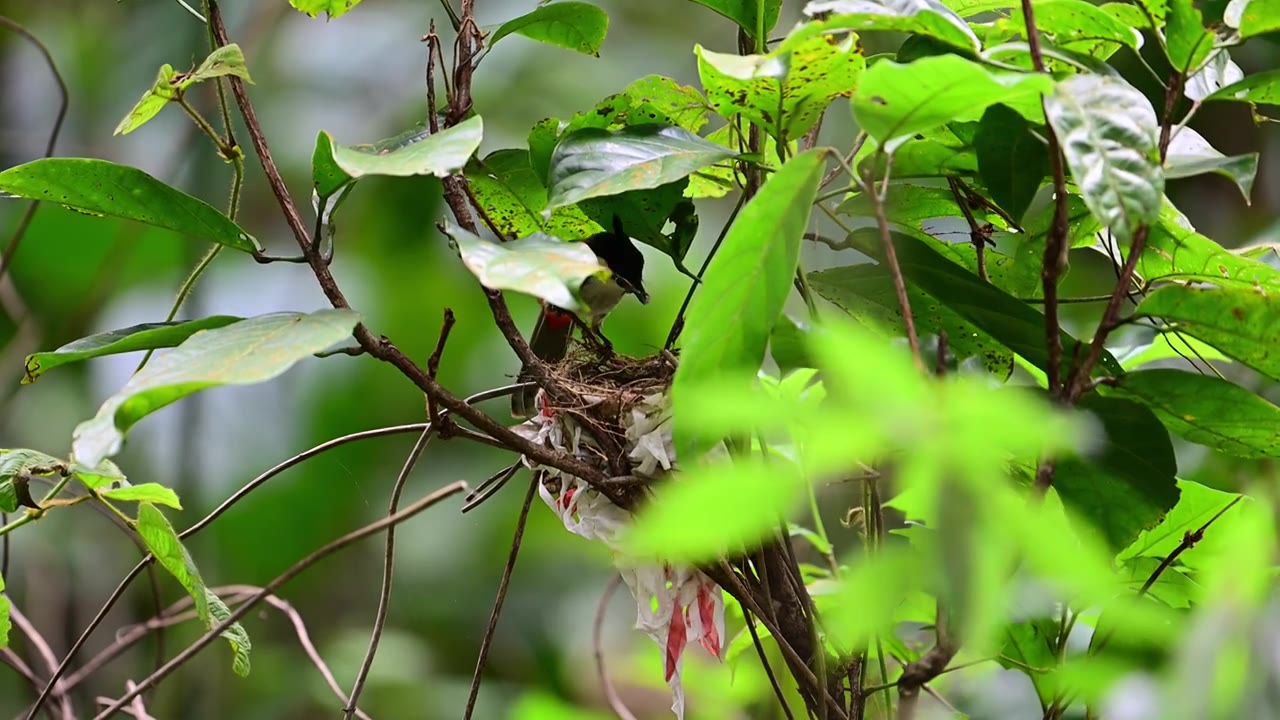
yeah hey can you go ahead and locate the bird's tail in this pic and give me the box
[510,306,574,418]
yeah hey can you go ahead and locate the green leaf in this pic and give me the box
[441,220,608,314]
[101,483,183,509]
[72,310,360,468]
[1138,203,1280,287]
[579,182,696,262]
[1055,396,1180,552]
[1044,75,1163,244]
[135,502,251,675]
[621,458,805,562]
[0,571,8,650]
[672,149,827,457]
[802,0,979,51]
[545,124,737,209]
[853,55,1052,150]
[311,131,352,201]
[1117,479,1244,567]
[1010,0,1142,51]
[1237,0,1280,37]
[859,122,978,177]
[623,76,711,134]
[489,2,609,57]
[0,449,66,513]
[0,159,260,252]
[998,619,1059,702]
[689,0,782,43]
[71,459,127,490]
[1205,69,1280,105]
[975,104,1050,222]
[1133,283,1280,382]
[289,0,363,19]
[465,149,599,240]
[1166,0,1215,72]
[185,44,254,86]
[326,115,482,180]
[23,316,243,384]
[1164,127,1258,202]
[115,64,179,136]
[1107,369,1280,458]
[1113,332,1228,370]
[844,229,1123,376]
[770,315,817,372]
[810,263,1016,377]
[697,34,866,142]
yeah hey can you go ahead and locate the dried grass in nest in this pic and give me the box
[540,345,675,454]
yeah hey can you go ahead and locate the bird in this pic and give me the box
[511,216,649,417]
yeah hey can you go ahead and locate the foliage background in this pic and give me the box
[0,0,1278,718]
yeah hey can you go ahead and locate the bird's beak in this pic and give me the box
[632,284,650,304]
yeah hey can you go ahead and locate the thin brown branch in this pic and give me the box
[344,427,437,718]
[746,602,796,720]
[92,482,468,719]
[425,308,456,431]
[462,474,539,720]
[593,574,639,720]
[9,605,73,720]
[664,191,747,349]
[946,177,989,282]
[863,165,922,368]
[1141,496,1241,596]
[895,614,957,720]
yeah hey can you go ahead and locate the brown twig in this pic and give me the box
[425,308,456,431]
[895,603,957,720]
[344,427,437,719]
[9,604,74,720]
[92,482,468,719]
[462,474,539,719]
[745,602,796,720]
[946,177,989,282]
[593,574,639,720]
[664,191,747,349]
[863,166,922,368]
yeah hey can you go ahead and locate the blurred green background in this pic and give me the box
[0,1,1278,718]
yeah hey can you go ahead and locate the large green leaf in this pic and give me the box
[621,458,805,562]
[690,0,782,44]
[672,149,827,458]
[545,124,736,209]
[1205,69,1280,105]
[1055,396,1180,552]
[23,316,243,384]
[623,76,711,134]
[1108,369,1280,458]
[1009,0,1141,51]
[1044,75,1163,243]
[442,220,605,313]
[1133,283,1280,382]
[1138,203,1280,287]
[325,115,482,180]
[852,55,1052,150]
[135,502,251,675]
[809,263,1016,377]
[489,2,609,56]
[0,159,260,252]
[289,0,363,19]
[998,619,1060,702]
[802,0,979,51]
[845,229,1122,376]
[1165,0,1215,72]
[696,34,865,143]
[975,104,1050,222]
[1236,0,1280,37]
[72,310,361,467]
[1164,127,1259,202]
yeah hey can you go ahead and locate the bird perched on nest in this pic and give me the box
[511,216,649,417]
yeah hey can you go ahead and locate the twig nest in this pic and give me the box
[513,351,724,719]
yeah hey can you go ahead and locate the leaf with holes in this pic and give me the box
[289,0,363,19]
[810,263,1015,377]
[545,124,737,209]
[0,159,260,252]
[1138,203,1280,287]
[325,115,482,180]
[24,316,243,384]
[624,76,710,133]
[1165,127,1258,202]
[696,35,865,143]
[802,0,979,51]
[443,220,606,313]
[489,2,609,56]
[72,310,360,468]
[975,104,1050,222]
[1045,75,1162,243]
[672,149,827,458]
[1055,396,1180,552]
[1133,283,1280,382]
[690,0,782,44]
[853,55,1052,151]
[135,502,251,675]
[1205,69,1280,105]
[1107,369,1280,458]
